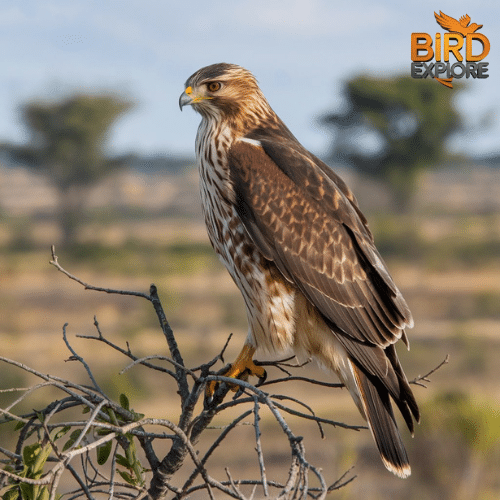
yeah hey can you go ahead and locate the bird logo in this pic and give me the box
[434,11,483,36]
[411,11,489,88]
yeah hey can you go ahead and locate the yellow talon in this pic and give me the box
[206,343,266,397]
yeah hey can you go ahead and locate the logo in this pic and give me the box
[411,11,490,88]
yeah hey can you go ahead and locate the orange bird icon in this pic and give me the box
[434,11,483,36]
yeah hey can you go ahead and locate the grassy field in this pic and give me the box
[1,196,500,498]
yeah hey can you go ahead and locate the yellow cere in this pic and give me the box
[185,86,192,95]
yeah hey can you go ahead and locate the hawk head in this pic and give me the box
[179,63,268,121]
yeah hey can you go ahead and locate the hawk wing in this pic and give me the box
[228,132,413,382]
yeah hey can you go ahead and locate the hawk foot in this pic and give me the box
[206,343,266,398]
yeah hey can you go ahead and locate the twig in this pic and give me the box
[253,398,268,498]
[62,323,105,396]
[149,284,190,405]
[120,354,198,382]
[179,409,253,499]
[50,246,190,412]
[49,245,150,300]
[76,318,176,377]
[270,395,366,432]
[66,463,96,500]
[410,354,450,388]
[190,333,234,372]
[326,467,357,493]
[261,376,343,389]
[108,442,119,500]
[225,468,246,500]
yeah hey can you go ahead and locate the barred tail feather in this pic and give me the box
[350,360,412,478]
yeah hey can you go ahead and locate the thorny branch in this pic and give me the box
[0,247,448,499]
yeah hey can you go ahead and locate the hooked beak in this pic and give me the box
[179,86,193,111]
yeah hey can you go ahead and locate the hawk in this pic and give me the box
[179,63,419,478]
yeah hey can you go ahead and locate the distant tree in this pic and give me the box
[2,93,134,245]
[321,76,465,210]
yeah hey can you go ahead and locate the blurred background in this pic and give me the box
[1,1,499,498]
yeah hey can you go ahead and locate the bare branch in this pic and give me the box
[120,355,199,382]
[62,323,106,396]
[189,333,234,372]
[76,318,177,377]
[178,410,253,498]
[261,375,344,390]
[49,245,150,300]
[270,395,366,432]
[253,398,268,498]
[410,354,450,388]
[149,284,190,404]
[1,248,445,499]
[50,246,190,408]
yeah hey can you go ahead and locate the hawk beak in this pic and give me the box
[179,91,192,111]
[179,86,194,111]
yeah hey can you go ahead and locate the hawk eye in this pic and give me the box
[207,81,221,92]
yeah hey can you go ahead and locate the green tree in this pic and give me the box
[2,93,134,245]
[321,76,465,210]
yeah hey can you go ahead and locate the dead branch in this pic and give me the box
[410,355,450,388]
[0,248,448,499]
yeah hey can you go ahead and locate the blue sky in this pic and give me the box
[1,0,498,158]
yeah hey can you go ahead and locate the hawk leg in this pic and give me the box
[206,343,266,397]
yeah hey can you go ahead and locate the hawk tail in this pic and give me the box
[350,361,412,478]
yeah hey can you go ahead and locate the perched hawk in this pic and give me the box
[179,63,419,478]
